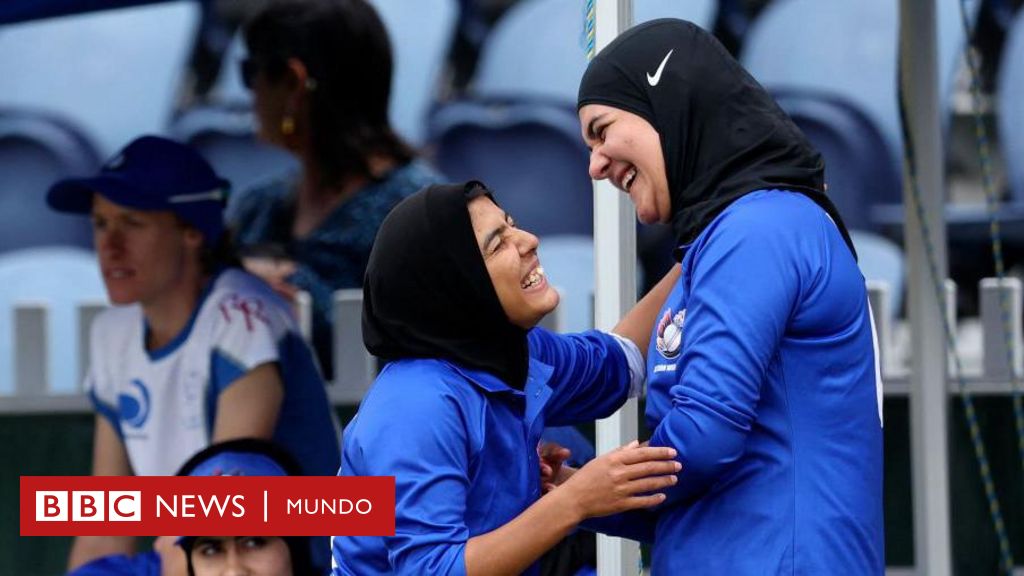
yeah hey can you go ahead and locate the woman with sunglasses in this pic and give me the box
[231,0,441,377]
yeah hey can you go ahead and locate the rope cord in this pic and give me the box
[956,0,1024,519]
[897,3,1014,569]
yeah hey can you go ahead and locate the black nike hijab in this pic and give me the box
[362,181,530,389]
[578,19,856,258]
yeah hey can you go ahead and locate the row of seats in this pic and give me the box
[2,0,1022,308]
[1,0,1021,247]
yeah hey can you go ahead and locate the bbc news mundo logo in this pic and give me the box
[21,476,394,536]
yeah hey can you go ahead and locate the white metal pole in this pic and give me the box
[899,0,952,574]
[593,0,636,574]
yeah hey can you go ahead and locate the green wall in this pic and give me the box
[1,402,1021,575]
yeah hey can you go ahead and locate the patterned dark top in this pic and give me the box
[229,160,443,377]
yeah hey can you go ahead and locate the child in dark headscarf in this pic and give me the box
[576,18,883,575]
[332,181,682,575]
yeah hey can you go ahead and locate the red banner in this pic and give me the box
[20,476,394,537]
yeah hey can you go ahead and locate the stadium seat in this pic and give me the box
[368,0,459,146]
[0,110,99,252]
[771,91,902,232]
[0,247,106,396]
[435,0,717,240]
[208,31,251,106]
[170,105,299,219]
[430,100,592,237]
[872,4,1024,246]
[0,1,201,158]
[850,230,906,316]
[538,235,595,333]
[741,0,979,166]
[474,0,717,103]
[998,6,1024,204]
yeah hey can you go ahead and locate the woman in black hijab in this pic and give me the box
[576,19,884,575]
[332,181,681,575]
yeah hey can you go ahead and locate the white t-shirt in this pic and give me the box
[86,268,339,476]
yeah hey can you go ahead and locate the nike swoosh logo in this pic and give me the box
[646,49,674,87]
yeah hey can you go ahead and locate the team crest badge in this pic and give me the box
[655,308,686,359]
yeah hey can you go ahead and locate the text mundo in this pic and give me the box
[287,498,373,515]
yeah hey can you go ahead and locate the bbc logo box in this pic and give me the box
[35,491,142,522]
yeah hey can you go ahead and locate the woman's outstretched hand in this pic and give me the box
[555,440,680,521]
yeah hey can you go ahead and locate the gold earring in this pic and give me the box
[281,115,295,136]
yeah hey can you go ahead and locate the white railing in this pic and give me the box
[7,277,1024,413]
[0,286,575,413]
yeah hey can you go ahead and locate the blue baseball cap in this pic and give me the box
[187,450,290,478]
[175,440,292,547]
[47,135,230,242]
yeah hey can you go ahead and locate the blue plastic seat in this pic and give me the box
[915,4,1024,250]
[208,32,251,107]
[850,230,905,316]
[771,92,901,232]
[0,110,99,252]
[369,0,459,146]
[170,105,299,217]
[871,4,1024,245]
[431,100,592,237]
[0,1,201,157]
[998,7,1024,204]
[437,0,717,239]
[538,235,595,333]
[0,247,107,395]
[475,0,716,104]
[741,0,979,166]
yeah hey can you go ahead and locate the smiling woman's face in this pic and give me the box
[579,103,671,224]
[467,196,559,329]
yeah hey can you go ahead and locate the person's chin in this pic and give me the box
[636,209,659,225]
[105,292,137,306]
[538,297,559,319]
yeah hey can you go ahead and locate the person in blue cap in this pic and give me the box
[48,136,340,572]
[172,438,320,576]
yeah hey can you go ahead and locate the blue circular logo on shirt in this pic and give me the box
[118,379,151,429]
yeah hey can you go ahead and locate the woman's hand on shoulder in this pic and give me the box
[242,256,299,302]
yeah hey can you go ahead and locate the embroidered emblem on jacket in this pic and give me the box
[655,308,686,359]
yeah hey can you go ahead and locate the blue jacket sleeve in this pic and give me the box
[345,380,471,575]
[528,328,631,426]
[650,209,802,505]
